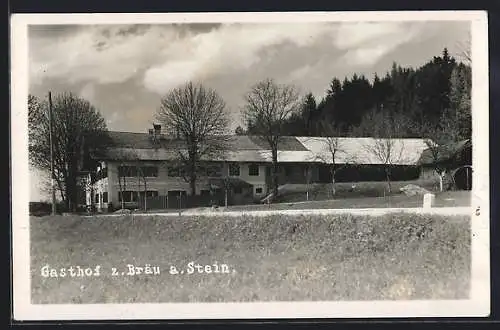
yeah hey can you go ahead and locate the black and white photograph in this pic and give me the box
[11,11,490,320]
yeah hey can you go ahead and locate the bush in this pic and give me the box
[30,201,68,216]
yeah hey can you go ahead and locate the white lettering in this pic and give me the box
[76,266,84,277]
[41,265,50,277]
[40,265,102,278]
[220,264,230,274]
[187,262,195,274]
[170,266,179,275]
[195,263,203,273]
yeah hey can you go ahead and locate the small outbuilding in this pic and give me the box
[417,139,472,190]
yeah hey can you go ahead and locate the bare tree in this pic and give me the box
[117,162,128,210]
[421,110,461,192]
[138,166,149,211]
[156,82,230,196]
[309,121,357,197]
[365,139,405,194]
[114,150,152,210]
[455,36,471,65]
[356,110,409,194]
[28,92,108,212]
[242,78,301,199]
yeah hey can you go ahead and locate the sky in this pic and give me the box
[28,20,470,201]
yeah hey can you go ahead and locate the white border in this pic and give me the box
[11,11,490,320]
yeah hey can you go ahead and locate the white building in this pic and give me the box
[85,125,431,211]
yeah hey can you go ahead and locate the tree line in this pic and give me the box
[29,48,471,211]
[259,48,471,142]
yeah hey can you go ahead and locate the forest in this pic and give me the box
[244,48,471,143]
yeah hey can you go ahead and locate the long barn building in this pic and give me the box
[84,125,434,211]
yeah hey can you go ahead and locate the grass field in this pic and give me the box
[227,190,471,212]
[270,180,440,202]
[139,190,470,214]
[30,211,470,304]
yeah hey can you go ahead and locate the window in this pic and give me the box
[168,190,187,198]
[95,167,108,181]
[102,192,108,203]
[94,193,99,203]
[229,163,240,176]
[255,187,263,194]
[249,164,259,176]
[118,166,137,178]
[168,166,182,177]
[141,166,158,177]
[206,165,222,177]
[234,186,242,194]
[118,191,138,203]
[200,190,210,196]
[139,191,159,199]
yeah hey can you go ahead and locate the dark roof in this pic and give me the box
[105,131,184,149]
[417,139,471,165]
[95,131,431,165]
[247,136,310,151]
[103,131,309,151]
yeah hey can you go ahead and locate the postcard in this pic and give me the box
[11,10,490,320]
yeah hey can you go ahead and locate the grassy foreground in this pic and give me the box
[30,213,470,304]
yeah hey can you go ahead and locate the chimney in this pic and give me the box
[152,124,163,141]
[153,124,161,135]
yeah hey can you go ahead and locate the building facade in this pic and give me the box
[85,126,432,211]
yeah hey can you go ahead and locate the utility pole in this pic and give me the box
[48,92,56,215]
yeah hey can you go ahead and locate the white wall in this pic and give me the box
[91,161,269,207]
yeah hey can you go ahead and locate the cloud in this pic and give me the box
[29,25,179,86]
[287,64,315,81]
[29,23,336,93]
[333,22,424,67]
[106,111,120,128]
[28,21,431,94]
[79,83,96,102]
[142,23,335,93]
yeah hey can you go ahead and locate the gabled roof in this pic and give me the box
[296,137,430,165]
[417,139,471,165]
[94,131,431,165]
[103,132,309,151]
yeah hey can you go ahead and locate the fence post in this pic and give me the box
[423,193,435,209]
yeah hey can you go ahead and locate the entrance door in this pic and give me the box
[453,166,472,190]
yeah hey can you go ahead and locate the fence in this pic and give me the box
[137,192,228,211]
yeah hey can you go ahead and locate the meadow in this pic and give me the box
[30,211,470,304]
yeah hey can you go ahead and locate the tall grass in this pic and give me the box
[30,213,470,303]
